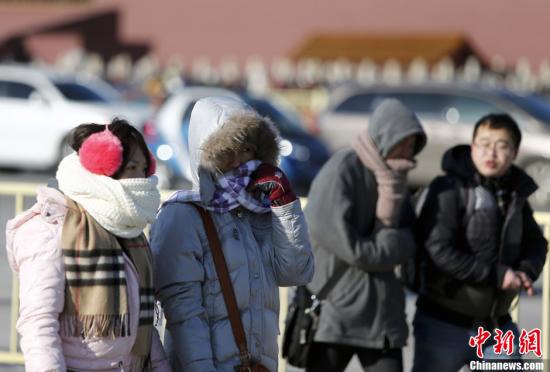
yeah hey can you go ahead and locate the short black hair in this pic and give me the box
[472,113,522,150]
[68,118,152,179]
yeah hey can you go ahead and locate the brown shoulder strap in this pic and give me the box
[191,204,251,366]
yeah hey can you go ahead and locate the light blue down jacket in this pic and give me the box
[150,96,314,372]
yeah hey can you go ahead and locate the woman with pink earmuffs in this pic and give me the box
[5,118,172,372]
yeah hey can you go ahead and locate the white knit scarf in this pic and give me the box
[56,153,161,238]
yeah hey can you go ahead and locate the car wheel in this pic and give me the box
[524,160,550,211]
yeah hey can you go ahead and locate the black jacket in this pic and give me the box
[417,145,547,323]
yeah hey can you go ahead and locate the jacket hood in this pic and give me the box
[442,144,538,197]
[367,98,426,157]
[188,96,280,198]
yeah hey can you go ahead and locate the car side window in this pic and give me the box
[372,93,500,125]
[446,95,501,124]
[334,93,376,113]
[0,81,8,97]
[54,82,106,102]
[376,93,452,120]
[5,81,36,99]
[334,91,502,126]
[181,101,197,145]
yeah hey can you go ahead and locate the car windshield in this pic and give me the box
[499,92,550,124]
[243,98,306,136]
[54,81,110,103]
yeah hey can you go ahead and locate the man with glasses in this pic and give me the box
[412,113,547,372]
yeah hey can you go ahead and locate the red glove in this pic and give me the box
[248,164,297,206]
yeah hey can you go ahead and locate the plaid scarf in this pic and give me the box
[59,197,154,366]
[166,160,271,213]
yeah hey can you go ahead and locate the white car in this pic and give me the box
[52,73,152,128]
[0,65,146,170]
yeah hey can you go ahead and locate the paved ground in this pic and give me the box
[285,292,543,372]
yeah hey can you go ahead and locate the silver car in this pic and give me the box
[318,83,550,209]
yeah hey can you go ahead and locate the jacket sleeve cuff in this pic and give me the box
[271,198,302,217]
[491,263,509,288]
[517,261,538,281]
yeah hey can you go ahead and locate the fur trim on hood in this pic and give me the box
[201,111,280,175]
[188,96,280,191]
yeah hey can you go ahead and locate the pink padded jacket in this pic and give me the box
[6,186,172,372]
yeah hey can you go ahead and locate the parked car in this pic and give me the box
[0,65,109,169]
[318,83,550,209]
[55,74,153,128]
[145,86,330,194]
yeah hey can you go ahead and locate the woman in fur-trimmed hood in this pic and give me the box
[188,96,280,204]
[151,96,314,372]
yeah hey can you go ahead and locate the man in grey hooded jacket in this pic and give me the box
[304,99,426,372]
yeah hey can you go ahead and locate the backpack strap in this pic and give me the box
[413,187,430,217]
[453,178,476,226]
[315,263,347,301]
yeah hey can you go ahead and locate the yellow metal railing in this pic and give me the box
[0,182,38,365]
[1,182,550,370]
[536,213,550,360]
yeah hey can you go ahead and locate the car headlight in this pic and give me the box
[280,139,293,157]
[157,144,174,161]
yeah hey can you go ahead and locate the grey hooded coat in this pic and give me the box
[150,97,314,372]
[305,99,426,349]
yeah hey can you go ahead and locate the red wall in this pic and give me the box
[1,0,548,67]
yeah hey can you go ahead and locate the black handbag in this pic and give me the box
[282,264,347,368]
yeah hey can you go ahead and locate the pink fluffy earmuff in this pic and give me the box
[79,127,124,176]
[79,126,157,177]
[147,151,156,177]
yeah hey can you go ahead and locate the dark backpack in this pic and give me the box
[397,178,475,293]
